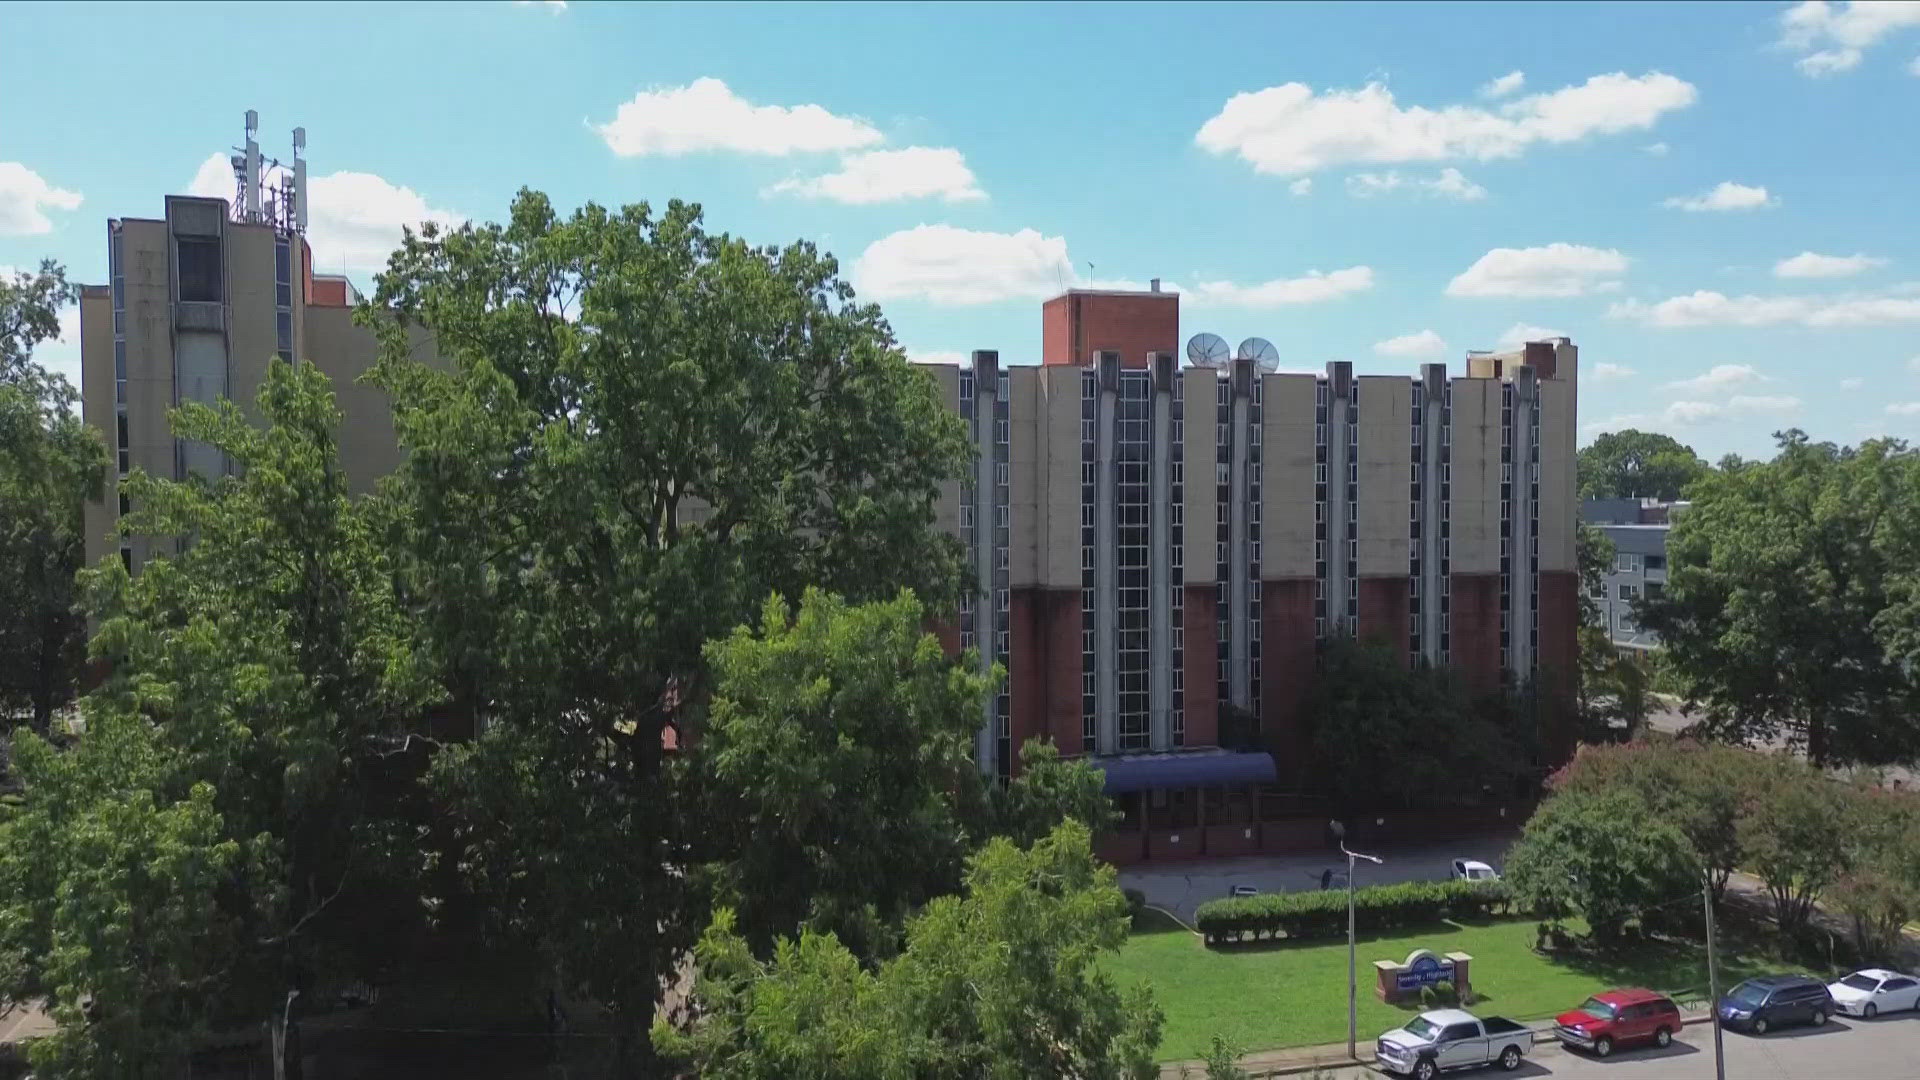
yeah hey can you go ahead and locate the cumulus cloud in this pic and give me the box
[1609,287,1920,328]
[1496,323,1569,348]
[515,0,566,11]
[1373,329,1447,358]
[1663,181,1777,211]
[852,224,1370,308]
[1780,1,1920,76]
[1446,243,1628,298]
[1842,377,1866,390]
[1346,167,1488,201]
[1773,251,1886,278]
[1666,363,1767,395]
[1590,362,1636,382]
[1289,177,1313,196]
[1644,141,1670,156]
[595,78,882,157]
[1888,401,1920,415]
[188,153,461,274]
[1481,71,1526,98]
[1664,395,1802,423]
[1194,71,1696,177]
[0,162,83,235]
[767,147,984,204]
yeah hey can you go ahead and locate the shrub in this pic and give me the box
[1430,979,1458,1007]
[1123,888,1148,928]
[1193,878,1513,946]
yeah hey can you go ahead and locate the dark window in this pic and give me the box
[1439,1023,1478,1042]
[120,548,133,573]
[118,493,130,517]
[1645,554,1666,570]
[176,238,222,302]
[277,311,293,355]
[116,413,128,450]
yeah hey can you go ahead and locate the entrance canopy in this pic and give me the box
[1092,748,1277,795]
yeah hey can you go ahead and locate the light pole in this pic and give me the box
[1704,879,1726,1080]
[1331,820,1383,1060]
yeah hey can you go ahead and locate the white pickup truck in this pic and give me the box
[1375,1009,1535,1080]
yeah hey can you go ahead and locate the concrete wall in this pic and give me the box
[227,221,281,421]
[302,306,410,495]
[1042,365,1082,589]
[1448,378,1501,576]
[1181,368,1217,584]
[1260,373,1317,579]
[1007,366,1042,588]
[1537,377,1575,573]
[1355,376,1410,577]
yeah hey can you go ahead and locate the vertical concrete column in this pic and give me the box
[1227,358,1253,710]
[1419,363,1447,664]
[1325,362,1354,634]
[1093,351,1121,755]
[973,349,1000,775]
[1148,351,1175,751]
[1509,365,1538,679]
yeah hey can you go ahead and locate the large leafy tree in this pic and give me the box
[0,260,106,734]
[696,588,993,958]
[1577,429,1709,501]
[655,820,1163,1080]
[1736,753,1859,934]
[1641,431,1920,767]
[0,359,433,1077]
[1505,787,1701,945]
[360,191,971,1063]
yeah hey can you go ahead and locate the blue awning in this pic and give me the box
[1091,749,1278,795]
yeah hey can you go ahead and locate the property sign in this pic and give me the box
[1393,950,1456,991]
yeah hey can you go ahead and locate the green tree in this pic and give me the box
[0,260,106,734]
[696,588,992,958]
[1736,754,1858,934]
[1549,739,1757,901]
[361,191,971,1064]
[1640,431,1920,767]
[1505,788,1701,945]
[655,820,1163,1080]
[990,738,1117,849]
[1828,787,1920,960]
[0,359,433,1077]
[1577,429,1709,501]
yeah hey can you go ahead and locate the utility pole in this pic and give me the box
[1703,881,1725,1080]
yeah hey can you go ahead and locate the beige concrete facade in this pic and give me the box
[1261,373,1317,580]
[1447,379,1502,576]
[1041,365,1082,590]
[1355,376,1411,577]
[1180,369,1215,585]
[1006,365,1043,589]
[1537,377,1576,574]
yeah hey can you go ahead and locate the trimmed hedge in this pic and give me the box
[1194,879,1510,946]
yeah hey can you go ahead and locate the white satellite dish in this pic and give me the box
[1238,337,1280,373]
[1186,332,1230,368]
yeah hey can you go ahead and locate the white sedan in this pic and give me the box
[1826,969,1920,1019]
[1451,859,1499,882]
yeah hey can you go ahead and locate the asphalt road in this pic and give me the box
[1120,836,1515,924]
[1280,1010,1920,1079]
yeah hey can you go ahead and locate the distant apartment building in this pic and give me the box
[1581,498,1682,650]
[917,286,1582,853]
[77,114,426,573]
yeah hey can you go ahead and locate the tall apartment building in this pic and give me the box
[76,115,420,573]
[919,288,1581,808]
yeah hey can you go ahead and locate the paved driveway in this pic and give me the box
[1120,835,1515,924]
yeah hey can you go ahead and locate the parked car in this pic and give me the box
[1717,974,1833,1035]
[1375,1008,1534,1079]
[1552,988,1680,1057]
[1825,968,1920,1019]
[1228,884,1258,899]
[1450,859,1499,882]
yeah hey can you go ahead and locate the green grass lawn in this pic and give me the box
[1107,912,1780,1062]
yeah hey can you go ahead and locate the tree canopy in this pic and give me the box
[1577,429,1709,501]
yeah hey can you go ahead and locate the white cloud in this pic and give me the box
[1773,251,1886,278]
[1185,267,1374,307]
[1911,53,1920,74]
[1346,167,1487,201]
[1481,71,1526,98]
[1663,181,1777,212]
[1888,401,1920,415]
[595,78,882,157]
[1609,287,1920,327]
[1780,1,1920,76]
[767,147,984,204]
[515,0,566,11]
[1590,362,1636,382]
[1644,141,1670,156]
[0,162,83,235]
[1665,363,1767,395]
[188,153,462,274]
[1665,395,1802,424]
[1842,377,1866,390]
[1193,72,1696,177]
[1908,355,1920,373]
[1496,323,1568,348]
[1373,329,1447,358]
[855,225,1070,305]
[1289,177,1313,196]
[909,349,967,366]
[1446,243,1628,298]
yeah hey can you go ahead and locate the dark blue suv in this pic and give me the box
[1717,975,1834,1035]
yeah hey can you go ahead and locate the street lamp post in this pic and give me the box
[1331,820,1383,1061]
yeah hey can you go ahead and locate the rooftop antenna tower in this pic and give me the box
[243,110,262,223]
[292,127,308,233]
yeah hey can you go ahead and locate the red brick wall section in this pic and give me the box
[1449,573,1502,696]
[1260,578,1316,786]
[1040,588,1084,752]
[1535,570,1580,765]
[1009,590,1045,772]
[1041,292,1179,368]
[928,617,960,659]
[1356,576,1410,665]
[1183,584,1219,747]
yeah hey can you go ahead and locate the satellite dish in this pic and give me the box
[1186,332,1230,368]
[1238,337,1280,373]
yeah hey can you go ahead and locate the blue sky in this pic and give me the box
[3,0,1918,460]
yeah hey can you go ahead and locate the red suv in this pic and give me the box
[1553,988,1680,1058]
